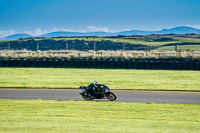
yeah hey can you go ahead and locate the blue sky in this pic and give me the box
[0,0,200,38]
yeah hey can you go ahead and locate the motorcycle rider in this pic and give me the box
[85,81,104,99]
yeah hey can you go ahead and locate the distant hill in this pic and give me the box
[41,31,116,37]
[1,34,32,40]
[119,26,199,35]
[118,30,151,35]
[1,26,199,40]
[84,32,116,36]
[41,31,85,38]
[153,26,199,34]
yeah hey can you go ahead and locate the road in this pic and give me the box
[0,89,200,104]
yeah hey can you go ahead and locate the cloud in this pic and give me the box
[155,28,163,31]
[185,24,200,29]
[48,26,115,33]
[51,28,72,32]
[0,30,16,38]
[0,26,116,38]
[80,26,114,33]
[121,29,132,32]
[24,28,48,36]
[24,28,74,36]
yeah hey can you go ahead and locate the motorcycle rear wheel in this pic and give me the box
[82,95,92,100]
[106,92,117,101]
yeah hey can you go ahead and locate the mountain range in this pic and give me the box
[1,26,200,40]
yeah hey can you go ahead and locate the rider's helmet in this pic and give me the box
[93,81,99,87]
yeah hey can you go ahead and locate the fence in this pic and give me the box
[0,58,199,70]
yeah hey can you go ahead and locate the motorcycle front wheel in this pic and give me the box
[106,92,117,101]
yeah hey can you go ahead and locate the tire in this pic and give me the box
[106,92,117,101]
[82,95,92,100]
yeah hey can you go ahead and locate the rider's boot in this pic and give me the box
[87,93,94,100]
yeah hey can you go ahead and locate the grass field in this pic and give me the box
[0,40,10,42]
[33,37,200,46]
[178,38,200,43]
[106,38,179,46]
[2,37,200,51]
[51,37,200,45]
[0,68,200,91]
[0,99,199,133]
[51,37,180,46]
[156,45,200,51]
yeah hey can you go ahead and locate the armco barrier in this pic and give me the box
[127,60,134,69]
[5,60,12,67]
[139,61,146,69]
[25,59,31,67]
[170,61,177,70]
[116,60,122,68]
[145,61,151,69]
[134,61,139,69]
[50,59,58,67]
[31,60,38,67]
[158,61,165,69]
[151,61,158,69]
[189,62,195,70]
[0,58,199,70]
[195,62,200,70]
[12,60,18,67]
[44,60,50,67]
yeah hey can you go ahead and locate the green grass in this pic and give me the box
[0,99,199,133]
[106,38,180,46]
[51,37,179,46]
[2,36,200,47]
[178,38,200,43]
[156,45,200,51]
[0,68,200,91]
[5,37,200,51]
[51,37,200,46]
[0,40,11,42]
[52,37,105,41]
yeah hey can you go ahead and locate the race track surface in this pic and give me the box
[0,89,200,104]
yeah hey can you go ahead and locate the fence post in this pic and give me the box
[123,43,126,51]
[37,42,39,51]
[149,44,151,52]
[94,42,96,51]
[66,42,68,50]
[8,42,11,51]
[175,44,178,52]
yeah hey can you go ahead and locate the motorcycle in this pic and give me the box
[79,85,117,101]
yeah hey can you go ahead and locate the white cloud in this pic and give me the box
[24,28,48,36]
[24,28,74,36]
[185,24,200,29]
[0,30,16,38]
[121,29,132,32]
[80,26,114,33]
[51,28,72,32]
[0,26,116,38]
[50,26,114,33]
[155,28,162,31]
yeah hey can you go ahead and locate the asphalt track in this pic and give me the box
[0,89,200,104]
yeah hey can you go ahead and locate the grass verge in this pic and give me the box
[0,99,199,133]
[0,68,200,91]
